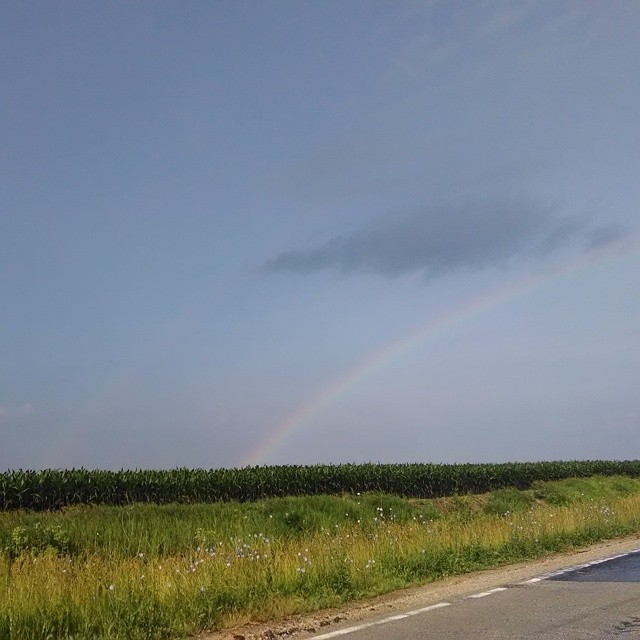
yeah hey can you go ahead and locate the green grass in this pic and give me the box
[2,476,640,639]
[0,492,437,559]
[531,474,640,505]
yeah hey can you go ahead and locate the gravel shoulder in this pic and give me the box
[199,533,640,640]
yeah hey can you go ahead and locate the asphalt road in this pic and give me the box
[310,549,640,640]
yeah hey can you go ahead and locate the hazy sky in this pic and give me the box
[2,1,639,470]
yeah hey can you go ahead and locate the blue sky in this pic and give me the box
[2,1,639,470]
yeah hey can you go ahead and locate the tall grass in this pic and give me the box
[2,476,640,639]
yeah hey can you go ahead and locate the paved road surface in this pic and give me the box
[310,549,640,639]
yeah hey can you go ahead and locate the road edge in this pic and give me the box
[199,533,640,640]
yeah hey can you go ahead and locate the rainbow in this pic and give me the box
[238,238,638,467]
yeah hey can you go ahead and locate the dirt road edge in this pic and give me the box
[199,534,640,640]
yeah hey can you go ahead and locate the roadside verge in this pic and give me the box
[202,533,640,640]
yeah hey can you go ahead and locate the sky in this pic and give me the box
[1,1,639,470]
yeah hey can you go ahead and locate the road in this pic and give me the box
[309,549,640,640]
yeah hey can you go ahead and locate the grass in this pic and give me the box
[2,476,640,639]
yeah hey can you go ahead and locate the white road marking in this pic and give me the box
[384,614,409,621]
[518,547,640,585]
[310,603,451,639]
[468,587,508,598]
[404,603,454,617]
[311,548,640,639]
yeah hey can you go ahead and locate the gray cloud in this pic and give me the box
[585,223,628,251]
[263,202,627,278]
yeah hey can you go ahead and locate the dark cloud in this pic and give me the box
[534,216,587,256]
[585,223,628,251]
[263,202,627,279]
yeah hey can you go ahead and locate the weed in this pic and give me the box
[1,476,640,638]
[484,488,534,516]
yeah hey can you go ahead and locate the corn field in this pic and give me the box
[2,461,640,511]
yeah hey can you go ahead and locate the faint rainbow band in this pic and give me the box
[238,237,638,467]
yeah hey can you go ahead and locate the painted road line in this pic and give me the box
[310,603,451,639]
[404,603,454,617]
[384,614,409,621]
[311,548,640,639]
[518,548,640,585]
[467,587,508,599]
